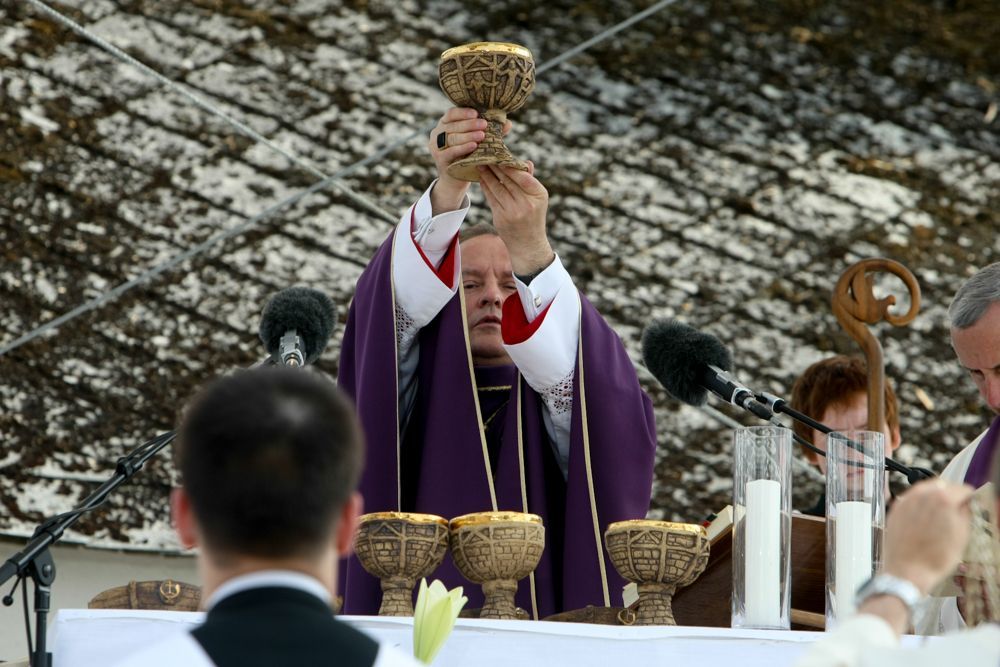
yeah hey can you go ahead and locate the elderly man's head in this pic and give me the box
[460,224,516,367]
[949,262,1000,414]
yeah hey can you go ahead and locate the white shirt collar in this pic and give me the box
[205,570,333,611]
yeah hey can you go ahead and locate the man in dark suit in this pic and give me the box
[113,368,419,667]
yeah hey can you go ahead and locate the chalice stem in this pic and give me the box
[481,109,507,150]
[446,109,527,181]
[464,108,524,171]
[480,579,519,619]
[379,576,415,616]
[637,582,678,625]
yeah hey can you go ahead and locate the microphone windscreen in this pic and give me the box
[258,287,337,363]
[641,319,733,406]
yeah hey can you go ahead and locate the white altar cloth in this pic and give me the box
[50,609,933,667]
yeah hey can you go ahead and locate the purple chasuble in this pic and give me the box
[963,415,1000,488]
[338,230,657,618]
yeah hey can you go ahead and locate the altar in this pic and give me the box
[50,609,933,667]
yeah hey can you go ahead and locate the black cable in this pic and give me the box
[758,392,933,483]
[773,420,880,473]
[789,430,825,459]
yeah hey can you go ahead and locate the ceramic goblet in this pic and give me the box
[449,511,544,619]
[605,520,710,625]
[354,512,450,616]
[438,42,535,182]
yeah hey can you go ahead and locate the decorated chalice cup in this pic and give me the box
[438,42,536,182]
[354,512,449,616]
[449,511,544,619]
[605,520,710,625]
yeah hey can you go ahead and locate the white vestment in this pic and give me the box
[911,426,991,635]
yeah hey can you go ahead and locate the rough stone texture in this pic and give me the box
[1,0,998,552]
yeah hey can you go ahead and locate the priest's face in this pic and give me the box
[950,301,1000,414]
[461,235,516,367]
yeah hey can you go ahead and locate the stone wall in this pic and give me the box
[1,0,997,549]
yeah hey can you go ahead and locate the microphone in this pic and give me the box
[641,318,932,484]
[641,319,772,420]
[258,287,337,366]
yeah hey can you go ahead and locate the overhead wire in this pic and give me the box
[21,0,398,225]
[3,0,681,358]
[11,0,761,487]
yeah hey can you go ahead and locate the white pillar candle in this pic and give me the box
[744,478,781,627]
[835,500,873,618]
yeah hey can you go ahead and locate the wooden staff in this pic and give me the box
[831,259,921,432]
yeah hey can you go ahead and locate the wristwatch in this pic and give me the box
[855,574,924,619]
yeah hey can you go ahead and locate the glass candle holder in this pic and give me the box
[825,430,885,627]
[731,426,792,630]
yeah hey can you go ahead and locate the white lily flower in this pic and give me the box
[413,578,467,664]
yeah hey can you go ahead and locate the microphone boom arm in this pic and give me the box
[756,392,932,484]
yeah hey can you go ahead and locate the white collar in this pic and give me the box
[206,570,332,610]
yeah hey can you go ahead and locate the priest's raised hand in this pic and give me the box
[478,164,555,280]
[425,107,511,215]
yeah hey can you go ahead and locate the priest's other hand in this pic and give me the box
[882,480,974,596]
[427,107,511,215]
[478,164,555,277]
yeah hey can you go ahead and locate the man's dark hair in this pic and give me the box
[174,367,363,560]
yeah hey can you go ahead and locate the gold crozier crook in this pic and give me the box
[831,259,921,432]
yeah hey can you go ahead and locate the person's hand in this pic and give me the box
[478,163,554,276]
[427,108,511,215]
[882,480,974,595]
[427,108,483,213]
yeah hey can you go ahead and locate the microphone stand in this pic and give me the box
[701,368,890,475]
[0,429,176,667]
[0,355,276,667]
[757,392,934,485]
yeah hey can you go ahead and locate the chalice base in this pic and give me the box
[379,576,416,616]
[446,110,529,182]
[635,582,678,625]
[479,579,520,620]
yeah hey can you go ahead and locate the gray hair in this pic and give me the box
[459,222,499,244]
[949,262,1000,329]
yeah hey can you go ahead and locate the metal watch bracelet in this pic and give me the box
[855,573,925,618]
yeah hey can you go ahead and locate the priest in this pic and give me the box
[338,108,657,618]
[913,262,1000,634]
